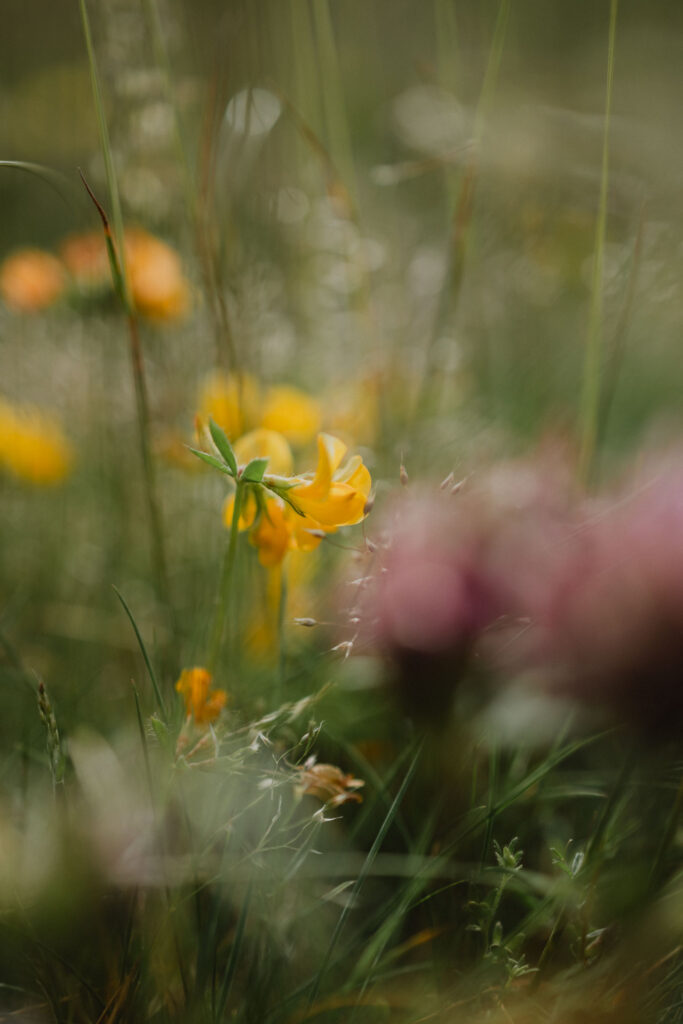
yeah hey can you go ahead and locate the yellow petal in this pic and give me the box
[334,454,372,499]
[290,433,348,502]
[233,428,293,476]
[249,498,292,566]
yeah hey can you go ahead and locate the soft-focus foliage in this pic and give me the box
[1,1,682,1022]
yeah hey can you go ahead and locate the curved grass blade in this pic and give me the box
[112,586,167,721]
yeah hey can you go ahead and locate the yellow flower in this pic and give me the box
[175,667,227,725]
[288,433,371,530]
[125,228,190,322]
[261,386,322,446]
[0,248,65,311]
[0,399,74,485]
[234,428,294,476]
[249,498,292,566]
[223,432,371,567]
[198,371,260,440]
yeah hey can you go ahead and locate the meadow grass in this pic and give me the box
[0,2,682,1022]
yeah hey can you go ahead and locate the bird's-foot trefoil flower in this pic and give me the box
[203,426,372,567]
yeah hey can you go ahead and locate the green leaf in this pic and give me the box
[112,586,168,721]
[209,418,238,474]
[241,457,269,483]
[187,447,234,476]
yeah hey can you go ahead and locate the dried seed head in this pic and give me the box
[399,464,409,487]
[363,494,375,516]
[294,617,318,628]
[440,471,455,491]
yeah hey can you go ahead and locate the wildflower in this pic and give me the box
[366,448,577,720]
[287,433,371,531]
[175,667,227,725]
[198,371,260,440]
[295,756,364,806]
[61,227,190,320]
[0,399,73,485]
[222,432,372,567]
[261,385,322,445]
[124,228,190,321]
[0,248,65,311]
[533,451,683,734]
[60,230,110,293]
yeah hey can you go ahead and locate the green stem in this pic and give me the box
[208,483,244,674]
[277,562,288,696]
[578,0,619,483]
[127,314,173,625]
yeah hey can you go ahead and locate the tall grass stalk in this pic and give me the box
[311,0,357,206]
[142,0,239,372]
[578,0,619,483]
[414,0,509,421]
[78,0,174,635]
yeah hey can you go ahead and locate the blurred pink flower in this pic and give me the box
[534,451,683,732]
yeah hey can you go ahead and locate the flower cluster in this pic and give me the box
[0,398,74,485]
[197,370,380,451]
[0,227,189,321]
[365,445,683,734]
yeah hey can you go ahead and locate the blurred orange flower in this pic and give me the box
[0,248,65,311]
[60,231,110,292]
[61,227,190,321]
[125,228,190,322]
[175,667,227,725]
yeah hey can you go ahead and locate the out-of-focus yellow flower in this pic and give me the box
[199,371,260,441]
[223,432,371,567]
[295,757,364,806]
[249,498,292,567]
[235,428,294,476]
[175,667,227,725]
[0,249,65,312]
[125,228,190,321]
[60,231,110,292]
[0,399,73,485]
[261,386,322,446]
